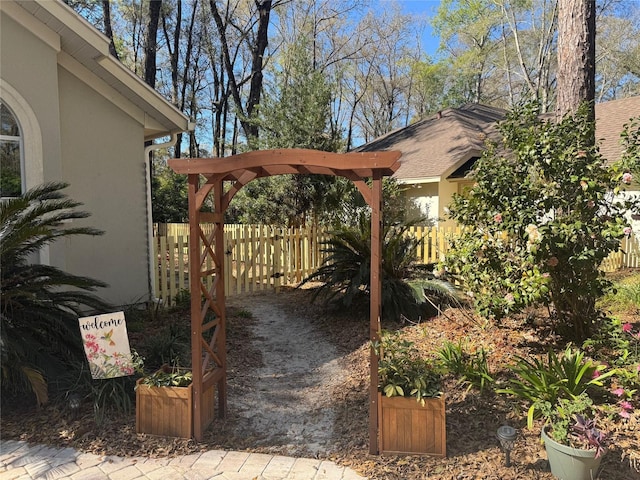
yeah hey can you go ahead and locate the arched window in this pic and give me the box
[1,102,23,197]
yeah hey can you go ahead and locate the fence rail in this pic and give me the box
[153,223,639,306]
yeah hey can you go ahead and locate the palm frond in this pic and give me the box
[1,182,112,405]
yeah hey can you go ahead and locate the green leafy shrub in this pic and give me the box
[302,214,458,321]
[437,340,494,393]
[442,103,640,340]
[173,288,191,308]
[498,347,614,427]
[584,317,640,394]
[374,330,442,403]
[141,321,190,371]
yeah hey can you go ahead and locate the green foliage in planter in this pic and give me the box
[497,347,615,428]
[539,393,608,458]
[539,393,596,446]
[139,368,193,387]
[442,102,640,341]
[437,340,494,393]
[374,330,442,402]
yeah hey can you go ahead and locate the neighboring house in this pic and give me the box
[1,0,191,306]
[359,98,640,228]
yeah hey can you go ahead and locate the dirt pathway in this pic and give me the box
[227,290,344,456]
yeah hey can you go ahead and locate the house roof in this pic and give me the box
[358,97,639,184]
[356,104,506,183]
[4,0,191,140]
[595,95,640,163]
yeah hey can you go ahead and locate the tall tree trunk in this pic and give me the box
[102,0,119,59]
[209,0,272,143]
[556,0,596,120]
[245,0,273,139]
[143,0,162,87]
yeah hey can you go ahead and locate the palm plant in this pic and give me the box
[1,182,112,405]
[301,213,459,321]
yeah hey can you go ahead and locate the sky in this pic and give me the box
[381,0,443,57]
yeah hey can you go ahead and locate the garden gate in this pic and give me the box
[168,148,400,454]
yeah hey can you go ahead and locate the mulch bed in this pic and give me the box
[2,287,640,480]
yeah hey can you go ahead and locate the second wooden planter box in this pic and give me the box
[378,394,446,456]
[136,371,216,438]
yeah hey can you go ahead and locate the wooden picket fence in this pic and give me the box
[600,233,640,271]
[153,223,639,306]
[153,224,328,306]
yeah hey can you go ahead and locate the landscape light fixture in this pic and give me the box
[68,393,81,419]
[497,425,518,467]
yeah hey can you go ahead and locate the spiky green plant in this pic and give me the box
[1,182,112,405]
[301,214,459,321]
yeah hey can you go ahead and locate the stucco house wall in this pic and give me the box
[1,1,191,306]
[58,69,150,305]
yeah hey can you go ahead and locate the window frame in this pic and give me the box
[1,102,25,198]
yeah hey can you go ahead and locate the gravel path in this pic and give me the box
[227,291,344,456]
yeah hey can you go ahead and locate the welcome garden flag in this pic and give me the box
[79,312,136,379]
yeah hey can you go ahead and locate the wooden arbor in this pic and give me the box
[168,148,400,453]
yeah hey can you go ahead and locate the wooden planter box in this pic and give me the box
[136,371,215,438]
[378,393,446,456]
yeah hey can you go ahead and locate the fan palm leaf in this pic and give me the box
[302,214,458,320]
[1,182,112,404]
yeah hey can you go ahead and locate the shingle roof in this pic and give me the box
[357,98,638,182]
[356,104,506,181]
[595,96,640,163]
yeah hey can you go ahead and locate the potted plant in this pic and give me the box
[537,393,607,480]
[135,365,215,438]
[374,330,446,456]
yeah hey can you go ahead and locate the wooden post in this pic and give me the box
[214,179,227,418]
[187,174,204,441]
[369,171,383,454]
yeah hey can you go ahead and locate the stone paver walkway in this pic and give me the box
[0,440,365,480]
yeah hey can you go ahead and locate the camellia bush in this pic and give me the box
[442,103,639,341]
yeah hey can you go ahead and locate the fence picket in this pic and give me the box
[153,223,638,307]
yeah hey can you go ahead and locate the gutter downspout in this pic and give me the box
[144,133,178,306]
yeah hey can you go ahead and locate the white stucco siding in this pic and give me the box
[1,11,66,266]
[58,68,149,306]
[1,13,64,184]
[437,179,460,228]
[403,183,439,223]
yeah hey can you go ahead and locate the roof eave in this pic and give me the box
[13,0,191,136]
[395,176,441,185]
[95,55,191,135]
